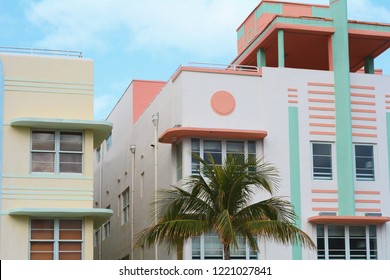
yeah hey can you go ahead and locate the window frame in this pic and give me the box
[30,130,84,174]
[121,188,130,225]
[316,224,377,260]
[311,142,333,181]
[29,218,84,260]
[191,139,257,174]
[191,233,258,260]
[354,144,376,182]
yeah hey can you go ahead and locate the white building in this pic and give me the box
[93,0,390,260]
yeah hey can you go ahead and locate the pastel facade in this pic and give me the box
[0,49,112,260]
[94,0,390,260]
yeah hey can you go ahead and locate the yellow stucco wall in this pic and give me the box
[0,53,98,259]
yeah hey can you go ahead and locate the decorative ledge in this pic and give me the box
[159,127,268,144]
[308,215,390,225]
[8,207,113,229]
[10,117,113,149]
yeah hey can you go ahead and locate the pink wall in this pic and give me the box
[132,80,166,124]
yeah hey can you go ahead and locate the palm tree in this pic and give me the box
[136,154,315,260]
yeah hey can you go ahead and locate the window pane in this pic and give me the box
[355,145,374,181]
[204,233,223,259]
[60,132,83,152]
[59,153,82,173]
[204,140,222,165]
[248,141,256,154]
[31,153,55,172]
[227,141,245,164]
[31,219,54,239]
[312,143,332,180]
[192,236,201,259]
[349,226,367,259]
[32,132,55,151]
[59,252,82,260]
[60,220,82,230]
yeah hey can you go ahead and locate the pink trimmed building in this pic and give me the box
[93,0,390,260]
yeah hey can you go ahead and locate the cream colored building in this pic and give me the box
[0,48,112,260]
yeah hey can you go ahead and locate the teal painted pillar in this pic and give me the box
[289,107,302,259]
[330,0,355,215]
[278,30,285,67]
[257,48,266,68]
[386,113,390,193]
[364,57,374,74]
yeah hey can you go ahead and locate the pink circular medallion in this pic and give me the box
[210,91,236,116]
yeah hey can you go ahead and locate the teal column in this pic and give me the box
[278,30,285,67]
[364,57,374,74]
[288,106,302,259]
[256,48,266,68]
[330,0,355,215]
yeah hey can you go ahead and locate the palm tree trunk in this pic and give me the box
[223,243,230,260]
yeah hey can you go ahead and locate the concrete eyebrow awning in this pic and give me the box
[159,127,268,144]
[8,208,113,229]
[308,215,390,225]
[10,117,113,149]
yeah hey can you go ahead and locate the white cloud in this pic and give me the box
[26,0,259,57]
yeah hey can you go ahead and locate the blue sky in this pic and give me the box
[1,0,389,120]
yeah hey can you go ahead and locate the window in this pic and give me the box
[312,143,332,180]
[191,139,257,174]
[103,205,111,240]
[121,188,130,225]
[192,233,257,260]
[31,131,83,174]
[176,142,183,181]
[354,144,375,181]
[30,219,83,260]
[317,224,377,259]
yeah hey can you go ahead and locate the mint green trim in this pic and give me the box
[8,208,113,229]
[288,107,302,260]
[312,6,333,19]
[255,2,283,19]
[331,0,355,215]
[257,48,266,67]
[237,26,245,40]
[364,57,374,74]
[10,117,112,148]
[348,22,390,33]
[1,196,93,201]
[278,30,285,67]
[2,174,93,180]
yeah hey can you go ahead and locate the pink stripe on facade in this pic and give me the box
[288,88,298,92]
[310,131,336,136]
[312,198,338,202]
[309,98,335,103]
[309,123,336,128]
[350,85,375,90]
[355,191,380,195]
[309,106,335,111]
[355,208,381,212]
[352,125,377,130]
[310,115,335,120]
[352,116,376,121]
[351,93,376,98]
[308,82,334,87]
[312,207,338,211]
[308,90,334,95]
[351,100,376,106]
[355,199,381,204]
[312,189,338,194]
[351,108,376,113]
[352,133,377,138]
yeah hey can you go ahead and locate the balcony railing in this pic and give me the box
[0,46,82,58]
[187,62,260,72]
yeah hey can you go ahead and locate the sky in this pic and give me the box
[1,0,390,121]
